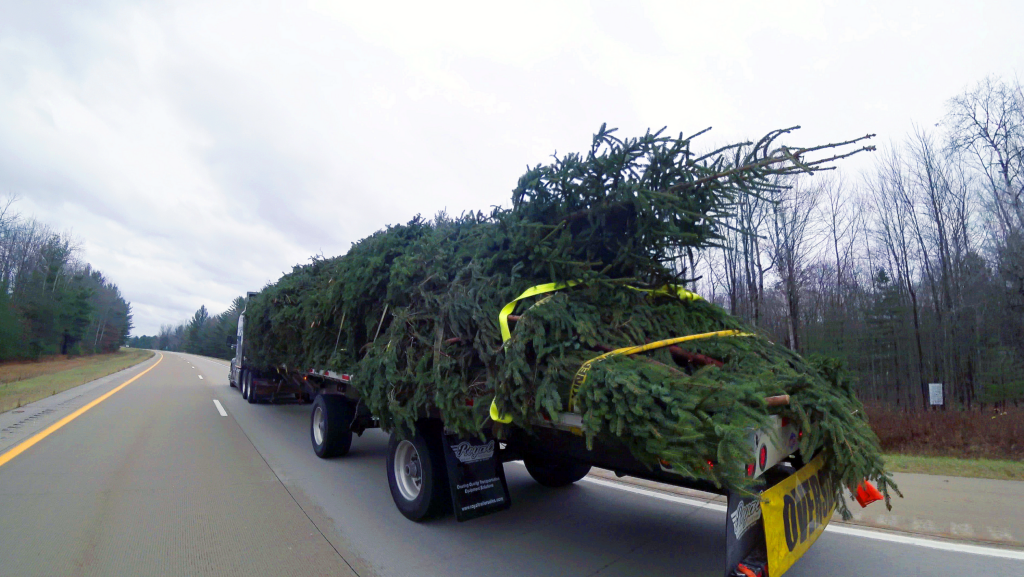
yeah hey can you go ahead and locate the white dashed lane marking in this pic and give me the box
[212,400,227,417]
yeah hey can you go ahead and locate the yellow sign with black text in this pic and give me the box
[760,453,836,577]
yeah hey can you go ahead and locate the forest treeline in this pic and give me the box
[128,297,244,361]
[0,199,132,360]
[694,76,1024,410]
[139,76,1023,411]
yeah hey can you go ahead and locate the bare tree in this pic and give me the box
[817,173,861,350]
[947,76,1024,239]
[766,176,821,352]
[868,146,928,408]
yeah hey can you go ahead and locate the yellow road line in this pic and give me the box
[0,352,164,469]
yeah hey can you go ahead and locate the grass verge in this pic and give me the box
[0,349,154,413]
[884,453,1024,482]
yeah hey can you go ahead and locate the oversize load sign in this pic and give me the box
[761,453,836,576]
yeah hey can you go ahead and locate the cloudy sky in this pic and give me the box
[1,0,1021,335]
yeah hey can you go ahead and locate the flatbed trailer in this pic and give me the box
[229,296,842,577]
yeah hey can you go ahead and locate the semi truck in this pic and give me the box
[227,291,869,577]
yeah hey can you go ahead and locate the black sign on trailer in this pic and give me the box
[442,433,512,521]
[725,491,768,576]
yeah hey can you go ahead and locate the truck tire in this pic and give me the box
[240,370,250,399]
[310,395,353,458]
[524,453,592,488]
[386,422,450,521]
[246,373,258,404]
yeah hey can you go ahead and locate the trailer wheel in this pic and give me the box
[386,423,449,521]
[240,371,250,399]
[310,395,353,458]
[524,454,592,488]
[246,373,259,404]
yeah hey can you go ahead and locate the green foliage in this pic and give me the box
[244,126,893,516]
[0,290,22,358]
[127,334,157,349]
[0,222,131,360]
[151,297,245,359]
[978,346,1024,404]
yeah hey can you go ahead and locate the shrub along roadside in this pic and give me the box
[868,405,1024,461]
[0,349,153,413]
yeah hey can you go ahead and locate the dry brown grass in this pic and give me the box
[0,350,153,413]
[867,404,1024,460]
[0,354,126,384]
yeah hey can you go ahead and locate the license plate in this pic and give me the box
[760,452,836,577]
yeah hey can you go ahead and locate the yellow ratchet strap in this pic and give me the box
[640,284,703,302]
[491,280,581,424]
[499,282,701,344]
[490,279,705,423]
[498,280,580,343]
[489,398,513,423]
[566,329,755,412]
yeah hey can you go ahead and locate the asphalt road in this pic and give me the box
[1,351,1021,577]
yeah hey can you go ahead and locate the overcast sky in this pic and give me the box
[1,0,1021,335]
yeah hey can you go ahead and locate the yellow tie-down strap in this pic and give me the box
[498,281,702,344]
[498,280,580,343]
[490,279,709,423]
[566,329,755,412]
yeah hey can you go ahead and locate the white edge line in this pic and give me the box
[825,524,1024,560]
[198,375,204,380]
[580,476,1024,560]
[212,399,227,417]
[582,476,727,512]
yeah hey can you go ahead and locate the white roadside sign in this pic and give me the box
[929,383,943,406]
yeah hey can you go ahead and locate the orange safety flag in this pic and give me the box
[853,480,883,508]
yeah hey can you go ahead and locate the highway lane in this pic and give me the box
[183,353,1022,577]
[1,351,1021,576]
[0,352,356,577]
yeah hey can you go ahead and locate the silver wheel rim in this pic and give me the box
[394,440,422,501]
[313,406,325,446]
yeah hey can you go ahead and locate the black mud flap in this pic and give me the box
[442,432,512,521]
[725,490,768,577]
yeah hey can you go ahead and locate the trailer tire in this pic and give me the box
[246,373,259,404]
[240,370,250,399]
[310,395,353,458]
[524,454,592,488]
[386,422,450,522]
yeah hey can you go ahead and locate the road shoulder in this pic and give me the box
[587,467,1024,549]
[0,352,162,457]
